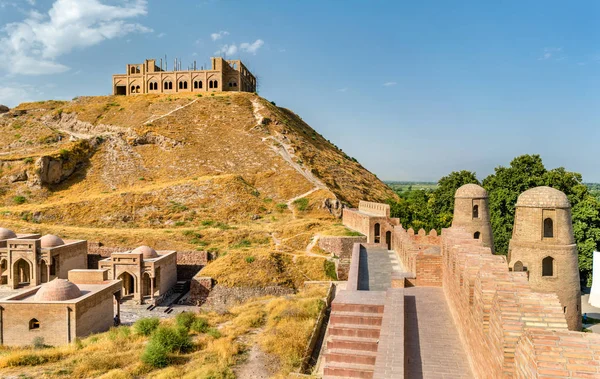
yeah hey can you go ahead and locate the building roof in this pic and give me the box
[455,184,488,199]
[0,228,16,240]
[40,234,65,248]
[34,279,82,301]
[516,186,570,208]
[132,245,158,259]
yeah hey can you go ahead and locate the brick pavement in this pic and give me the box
[358,246,402,291]
[404,287,473,379]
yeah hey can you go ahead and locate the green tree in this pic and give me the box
[430,170,479,229]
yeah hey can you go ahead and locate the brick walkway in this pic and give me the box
[404,287,473,379]
[358,246,402,291]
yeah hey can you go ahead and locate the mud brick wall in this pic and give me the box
[415,253,442,287]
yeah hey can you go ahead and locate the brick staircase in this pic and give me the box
[323,295,384,379]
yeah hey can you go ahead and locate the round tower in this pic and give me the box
[508,186,581,331]
[452,184,494,253]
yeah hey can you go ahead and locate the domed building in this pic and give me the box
[0,231,87,289]
[98,245,177,305]
[452,184,494,253]
[0,272,121,346]
[508,186,581,331]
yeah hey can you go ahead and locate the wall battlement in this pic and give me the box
[358,200,390,217]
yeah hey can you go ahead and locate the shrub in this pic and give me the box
[324,260,337,280]
[245,256,255,264]
[13,196,26,205]
[151,325,192,353]
[232,239,251,249]
[276,203,288,212]
[23,157,33,164]
[133,317,160,336]
[261,117,271,125]
[190,317,209,333]
[206,328,222,339]
[141,340,169,368]
[32,336,45,349]
[175,312,196,330]
[201,220,214,226]
[292,197,309,211]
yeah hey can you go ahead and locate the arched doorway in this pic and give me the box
[40,261,48,283]
[513,261,523,272]
[385,231,392,250]
[13,259,31,287]
[142,272,152,297]
[117,272,135,296]
[374,223,381,244]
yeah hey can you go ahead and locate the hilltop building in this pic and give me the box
[0,230,87,289]
[112,57,256,96]
[0,270,121,346]
[98,246,177,304]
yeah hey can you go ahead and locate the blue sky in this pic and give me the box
[0,0,598,182]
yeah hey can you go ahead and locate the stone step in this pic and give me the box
[327,335,379,352]
[330,311,383,326]
[331,302,384,314]
[329,323,381,339]
[324,361,374,379]
[325,348,377,365]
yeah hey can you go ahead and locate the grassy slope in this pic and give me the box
[0,92,396,287]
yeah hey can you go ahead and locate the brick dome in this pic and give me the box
[34,279,82,301]
[455,184,487,198]
[132,245,158,259]
[516,186,570,208]
[40,234,65,248]
[0,228,16,240]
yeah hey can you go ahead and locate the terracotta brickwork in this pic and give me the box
[452,184,495,253]
[342,207,399,247]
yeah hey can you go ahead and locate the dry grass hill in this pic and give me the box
[0,92,396,287]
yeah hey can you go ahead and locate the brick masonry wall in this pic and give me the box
[318,236,367,280]
[437,227,594,378]
[415,253,442,287]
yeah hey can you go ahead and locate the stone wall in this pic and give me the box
[190,276,213,305]
[358,201,390,217]
[318,236,366,280]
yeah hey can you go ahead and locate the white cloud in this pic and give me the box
[210,30,229,41]
[215,44,238,57]
[0,83,45,107]
[0,0,151,75]
[157,32,166,38]
[383,81,397,87]
[240,39,264,54]
[539,47,563,61]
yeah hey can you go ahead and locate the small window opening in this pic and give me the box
[29,318,40,330]
[473,204,479,219]
[544,218,554,238]
[474,231,480,240]
[542,256,554,277]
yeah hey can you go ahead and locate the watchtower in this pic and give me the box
[508,186,581,331]
[452,184,494,253]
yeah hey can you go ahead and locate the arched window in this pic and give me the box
[209,80,213,89]
[374,223,381,243]
[178,81,183,90]
[198,81,202,89]
[474,231,480,239]
[513,261,523,272]
[184,81,188,89]
[544,218,554,238]
[135,85,140,93]
[542,256,554,277]
[214,80,218,88]
[130,67,135,74]
[194,81,198,89]
[169,82,173,90]
[29,318,40,330]
[233,82,237,87]
[472,205,479,218]
[131,85,135,93]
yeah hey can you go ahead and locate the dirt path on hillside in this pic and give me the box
[143,97,200,125]
[233,330,279,379]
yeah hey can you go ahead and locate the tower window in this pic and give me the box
[513,261,523,272]
[543,218,554,238]
[472,204,479,219]
[474,231,480,240]
[542,256,554,277]
[29,318,40,330]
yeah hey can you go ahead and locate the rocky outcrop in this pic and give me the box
[34,139,98,185]
[323,198,343,218]
[0,105,8,114]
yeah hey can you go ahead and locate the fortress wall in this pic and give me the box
[392,226,442,278]
[439,227,589,378]
[358,201,390,217]
[342,208,370,236]
[318,236,367,280]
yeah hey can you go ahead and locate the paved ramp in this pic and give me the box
[358,246,402,291]
[403,287,473,379]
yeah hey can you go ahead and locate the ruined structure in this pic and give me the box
[0,270,121,346]
[322,186,591,378]
[0,230,87,289]
[98,246,177,304]
[508,186,581,330]
[452,183,494,252]
[112,57,256,96]
[343,201,400,249]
